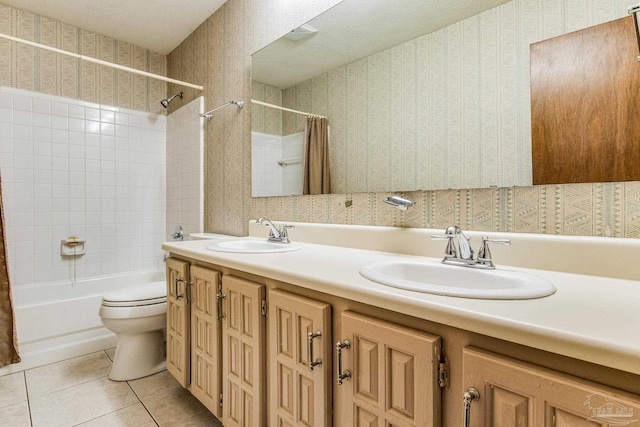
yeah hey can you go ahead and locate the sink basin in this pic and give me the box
[359,260,556,299]
[206,239,302,254]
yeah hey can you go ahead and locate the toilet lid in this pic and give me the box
[102,281,166,307]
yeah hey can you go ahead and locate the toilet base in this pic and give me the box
[109,330,166,381]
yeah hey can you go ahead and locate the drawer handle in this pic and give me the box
[463,387,480,427]
[307,330,322,371]
[336,339,351,385]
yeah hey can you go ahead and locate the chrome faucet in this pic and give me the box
[431,226,510,269]
[257,218,294,244]
[171,225,184,241]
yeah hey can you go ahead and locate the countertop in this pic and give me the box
[162,236,640,376]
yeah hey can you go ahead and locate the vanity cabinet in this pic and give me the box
[268,289,332,426]
[336,311,442,426]
[463,347,640,427]
[165,259,224,417]
[220,275,266,427]
[189,265,223,415]
[165,253,640,427]
[166,258,191,388]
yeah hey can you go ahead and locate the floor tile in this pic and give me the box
[25,351,112,397]
[0,371,27,408]
[75,403,156,427]
[127,370,180,401]
[0,400,31,427]
[105,348,116,362]
[29,376,139,427]
[144,385,220,427]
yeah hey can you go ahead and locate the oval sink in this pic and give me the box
[206,239,302,254]
[359,260,556,299]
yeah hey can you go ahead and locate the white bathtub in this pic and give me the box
[0,270,165,376]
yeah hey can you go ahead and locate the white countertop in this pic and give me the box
[163,233,640,376]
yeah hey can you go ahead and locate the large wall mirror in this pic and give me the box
[250,0,634,198]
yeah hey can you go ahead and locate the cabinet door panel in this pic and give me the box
[463,347,640,427]
[190,265,222,416]
[269,289,332,427]
[221,276,265,427]
[166,258,190,388]
[339,311,441,427]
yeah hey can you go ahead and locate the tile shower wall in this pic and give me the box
[166,97,204,238]
[0,87,166,286]
[168,0,640,238]
[251,131,304,197]
[0,4,167,115]
[252,131,283,197]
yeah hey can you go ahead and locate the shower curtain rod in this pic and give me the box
[200,100,244,120]
[0,33,204,91]
[251,99,327,119]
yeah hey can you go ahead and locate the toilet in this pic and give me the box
[99,281,167,381]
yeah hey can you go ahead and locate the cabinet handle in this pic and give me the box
[463,387,480,427]
[336,339,351,385]
[216,290,226,321]
[175,277,184,299]
[307,330,322,371]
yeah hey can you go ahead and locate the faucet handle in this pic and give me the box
[476,236,511,268]
[431,226,461,258]
[279,224,294,243]
[431,234,457,258]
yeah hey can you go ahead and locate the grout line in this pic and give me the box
[124,380,159,427]
[70,402,141,427]
[22,371,34,427]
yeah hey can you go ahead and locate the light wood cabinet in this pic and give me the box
[189,265,222,416]
[165,260,223,416]
[164,255,640,427]
[268,289,332,427]
[337,311,442,426]
[463,347,640,427]
[166,258,191,388]
[220,275,266,427]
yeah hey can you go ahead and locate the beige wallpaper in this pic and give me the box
[0,4,166,114]
[251,81,283,136]
[168,0,640,239]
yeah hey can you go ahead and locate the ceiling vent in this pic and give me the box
[284,24,318,41]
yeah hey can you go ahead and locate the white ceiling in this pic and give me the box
[0,0,227,54]
[252,0,512,89]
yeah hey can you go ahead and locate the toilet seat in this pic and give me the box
[102,281,166,307]
[100,281,167,319]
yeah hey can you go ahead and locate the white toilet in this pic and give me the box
[99,281,167,381]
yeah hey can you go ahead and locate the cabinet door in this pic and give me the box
[190,265,222,417]
[338,311,442,426]
[269,289,332,427]
[166,258,191,388]
[463,347,640,427]
[221,276,266,427]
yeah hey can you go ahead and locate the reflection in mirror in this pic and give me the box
[250,100,332,197]
[251,0,536,197]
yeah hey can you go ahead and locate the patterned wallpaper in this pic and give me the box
[0,4,166,115]
[251,81,283,136]
[168,0,640,239]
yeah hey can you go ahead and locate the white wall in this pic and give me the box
[166,97,204,239]
[0,86,166,286]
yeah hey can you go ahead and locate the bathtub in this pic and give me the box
[0,270,165,376]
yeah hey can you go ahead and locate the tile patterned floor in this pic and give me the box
[0,349,223,427]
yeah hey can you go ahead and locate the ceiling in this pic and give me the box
[252,0,512,89]
[0,0,227,54]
